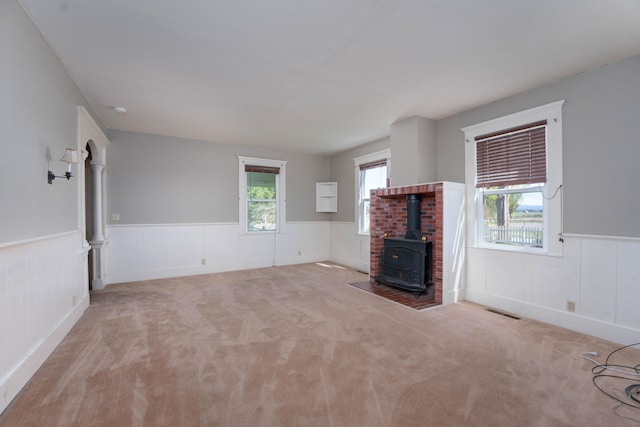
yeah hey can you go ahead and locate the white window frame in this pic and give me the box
[462,100,564,256]
[354,149,391,235]
[478,184,546,249]
[238,156,287,234]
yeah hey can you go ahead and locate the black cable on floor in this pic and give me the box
[629,384,640,404]
[593,374,640,410]
[585,342,640,413]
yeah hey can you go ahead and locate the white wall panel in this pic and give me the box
[205,224,249,268]
[486,255,527,301]
[580,239,617,323]
[442,182,466,304]
[107,226,145,276]
[529,261,565,311]
[328,222,369,273]
[561,237,582,308]
[107,222,332,284]
[616,240,640,329]
[284,222,330,264]
[465,248,486,292]
[143,225,204,270]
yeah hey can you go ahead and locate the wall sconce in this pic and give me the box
[48,148,81,184]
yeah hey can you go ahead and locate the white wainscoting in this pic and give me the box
[0,231,90,414]
[328,222,370,273]
[441,182,467,305]
[465,234,640,345]
[106,221,331,284]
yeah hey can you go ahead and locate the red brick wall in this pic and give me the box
[370,183,443,304]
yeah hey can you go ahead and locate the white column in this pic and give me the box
[89,162,105,289]
[91,163,105,242]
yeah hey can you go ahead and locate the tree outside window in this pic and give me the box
[482,185,543,247]
[247,172,277,232]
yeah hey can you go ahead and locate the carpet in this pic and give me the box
[1,263,638,426]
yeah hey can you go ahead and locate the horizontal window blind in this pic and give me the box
[359,159,387,171]
[245,165,280,174]
[475,120,547,188]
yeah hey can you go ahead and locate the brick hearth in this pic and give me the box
[370,183,444,304]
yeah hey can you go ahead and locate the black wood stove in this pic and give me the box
[374,194,433,298]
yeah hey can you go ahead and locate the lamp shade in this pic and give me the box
[60,148,80,164]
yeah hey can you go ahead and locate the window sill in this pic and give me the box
[473,243,563,258]
[240,230,285,236]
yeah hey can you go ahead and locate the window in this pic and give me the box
[238,157,286,233]
[354,149,390,234]
[246,166,278,232]
[481,185,544,247]
[476,121,546,248]
[463,101,564,254]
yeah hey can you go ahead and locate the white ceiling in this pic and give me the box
[18,0,640,155]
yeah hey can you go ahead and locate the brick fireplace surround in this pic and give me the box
[370,183,444,304]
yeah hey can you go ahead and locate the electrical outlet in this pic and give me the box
[566,300,576,312]
[298,250,302,256]
[72,294,77,305]
[201,258,206,265]
[110,213,120,221]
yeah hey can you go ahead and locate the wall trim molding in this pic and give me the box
[107,221,330,229]
[108,222,239,228]
[562,233,640,243]
[0,230,79,250]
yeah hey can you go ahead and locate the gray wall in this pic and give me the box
[328,137,390,223]
[0,0,94,242]
[390,116,437,186]
[437,54,640,237]
[106,130,331,224]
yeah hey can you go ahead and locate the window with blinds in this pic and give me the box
[474,121,548,248]
[238,156,287,235]
[359,159,387,171]
[245,165,279,232]
[463,100,564,253]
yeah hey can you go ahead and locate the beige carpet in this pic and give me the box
[1,262,638,426]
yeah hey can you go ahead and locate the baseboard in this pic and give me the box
[465,289,639,345]
[0,294,90,414]
[444,287,466,305]
[105,255,331,285]
[328,255,369,274]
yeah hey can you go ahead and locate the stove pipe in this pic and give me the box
[405,194,422,240]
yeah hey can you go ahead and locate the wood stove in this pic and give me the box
[373,194,433,298]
